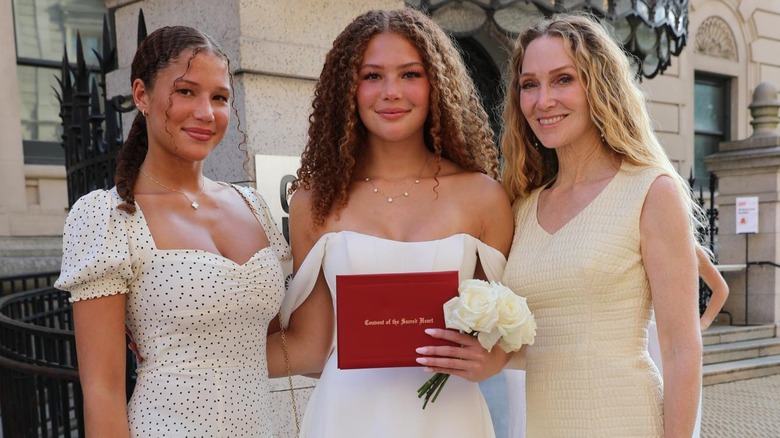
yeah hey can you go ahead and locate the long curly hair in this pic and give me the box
[114,26,243,213]
[292,8,498,228]
[500,13,703,229]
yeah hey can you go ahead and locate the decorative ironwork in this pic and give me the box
[0,287,82,438]
[0,12,147,437]
[0,283,139,437]
[57,14,141,208]
[408,0,690,79]
[688,171,720,316]
[0,270,60,298]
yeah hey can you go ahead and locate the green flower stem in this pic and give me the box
[430,373,450,404]
[417,332,481,409]
[418,372,450,409]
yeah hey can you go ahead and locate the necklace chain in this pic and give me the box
[365,177,420,203]
[364,157,428,204]
[139,167,205,210]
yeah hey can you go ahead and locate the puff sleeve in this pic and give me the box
[54,189,135,302]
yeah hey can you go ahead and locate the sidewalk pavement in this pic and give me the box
[702,373,780,437]
[480,372,780,438]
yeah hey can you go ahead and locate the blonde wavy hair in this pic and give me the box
[500,13,703,230]
[292,8,498,228]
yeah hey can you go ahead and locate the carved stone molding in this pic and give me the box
[695,16,738,61]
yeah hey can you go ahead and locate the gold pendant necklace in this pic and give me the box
[139,167,205,210]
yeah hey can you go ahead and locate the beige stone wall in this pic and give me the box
[2,1,774,230]
[108,0,402,184]
[687,1,780,324]
[0,0,90,241]
[0,0,32,235]
[640,1,780,172]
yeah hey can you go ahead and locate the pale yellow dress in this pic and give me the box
[503,163,665,437]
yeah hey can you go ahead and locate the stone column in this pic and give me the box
[0,0,29,232]
[706,82,780,325]
[103,1,402,436]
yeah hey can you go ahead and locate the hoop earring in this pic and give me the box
[142,109,148,117]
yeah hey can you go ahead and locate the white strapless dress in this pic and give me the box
[281,231,507,438]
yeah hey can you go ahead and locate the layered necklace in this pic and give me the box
[364,156,428,204]
[139,167,205,210]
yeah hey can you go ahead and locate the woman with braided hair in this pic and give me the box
[55,26,330,437]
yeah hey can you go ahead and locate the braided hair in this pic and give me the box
[114,26,235,213]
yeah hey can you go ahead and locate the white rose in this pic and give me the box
[492,284,536,352]
[477,328,502,352]
[443,279,500,334]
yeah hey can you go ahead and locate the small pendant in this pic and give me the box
[191,201,199,210]
[387,197,393,203]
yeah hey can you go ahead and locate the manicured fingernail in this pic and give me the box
[416,357,428,365]
[425,328,436,335]
[415,347,426,354]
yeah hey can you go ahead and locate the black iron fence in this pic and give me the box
[0,271,60,298]
[689,172,720,316]
[0,283,138,437]
[59,13,145,207]
[0,287,82,438]
[0,11,145,437]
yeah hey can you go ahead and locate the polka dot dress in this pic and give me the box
[56,186,290,437]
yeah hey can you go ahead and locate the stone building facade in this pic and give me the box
[2,0,780,324]
[4,1,780,435]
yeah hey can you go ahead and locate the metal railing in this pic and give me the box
[0,271,60,298]
[688,173,721,317]
[0,287,83,438]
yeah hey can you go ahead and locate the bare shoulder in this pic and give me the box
[445,169,513,254]
[448,170,510,210]
[642,174,686,220]
[288,187,316,246]
[641,174,691,239]
[646,174,681,199]
[289,186,314,214]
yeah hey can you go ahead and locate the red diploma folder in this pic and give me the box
[336,270,459,369]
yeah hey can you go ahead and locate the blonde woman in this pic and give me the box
[500,14,703,437]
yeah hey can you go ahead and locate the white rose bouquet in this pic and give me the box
[417,279,536,409]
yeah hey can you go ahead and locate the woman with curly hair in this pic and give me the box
[500,14,702,437]
[280,8,514,438]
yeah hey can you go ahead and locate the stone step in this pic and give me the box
[0,236,63,277]
[703,337,780,365]
[0,237,62,258]
[703,355,780,386]
[702,324,776,346]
